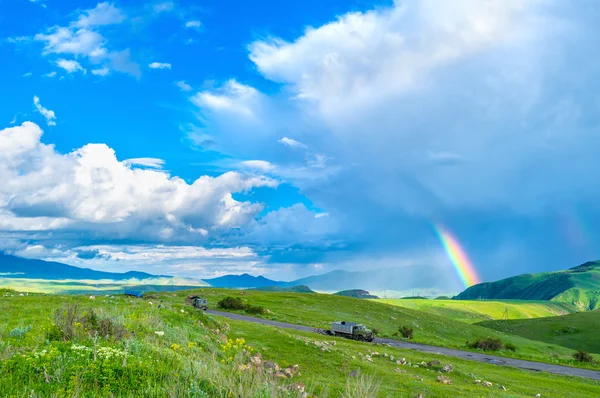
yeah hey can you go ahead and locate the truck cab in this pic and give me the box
[185,295,208,310]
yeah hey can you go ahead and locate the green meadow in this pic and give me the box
[375,298,576,324]
[1,288,599,397]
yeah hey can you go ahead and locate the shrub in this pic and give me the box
[398,326,413,339]
[372,328,381,336]
[52,305,128,341]
[573,350,594,363]
[217,297,247,310]
[467,338,505,351]
[9,326,31,339]
[245,305,265,315]
[504,342,517,352]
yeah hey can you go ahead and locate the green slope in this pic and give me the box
[2,291,599,397]
[455,261,600,310]
[179,288,599,369]
[375,299,576,324]
[478,310,600,354]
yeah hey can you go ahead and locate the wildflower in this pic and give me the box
[155,331,165,336]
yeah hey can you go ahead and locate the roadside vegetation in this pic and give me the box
[1,289,599,397]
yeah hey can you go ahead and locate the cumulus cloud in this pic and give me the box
[75,2,125,28]
[185,0,600,281]
[0,122,278,246]
[56,59,86,74]
[149,62,172,70]
[32,97,56,126]
[44,71,57,78]
[153,2,174,13]
[240,160,274,171]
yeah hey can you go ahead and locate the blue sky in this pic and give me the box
[1,0,599,290]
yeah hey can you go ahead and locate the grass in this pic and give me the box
[478,310,600,354]
[375,298,576,324]
[1,288,599,397]
[172,288,598,369]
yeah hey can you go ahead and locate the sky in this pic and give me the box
[1,0,599,289]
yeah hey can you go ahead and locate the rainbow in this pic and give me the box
[433,224,481,287]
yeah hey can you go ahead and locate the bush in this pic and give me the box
[372,328,381,336]
[399,326,413,340]
[52,305,128,341]
[504,342,517,352]
[245,305,265,315]
[217,296,247,310]
[573,350,594,363]
[467,338,507,351]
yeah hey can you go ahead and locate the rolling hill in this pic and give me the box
[479,310,600,354]
[251,285,315,293]
[0,253,169,280]
[455,261,600,310]
[334,289,379,299]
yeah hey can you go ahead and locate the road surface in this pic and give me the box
[206,309,600,381]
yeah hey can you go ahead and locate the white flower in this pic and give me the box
[155,331,165,336]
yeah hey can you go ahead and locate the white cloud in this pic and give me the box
[75,2,126,28]
[43,71,57,78]
[91,67,110,76]
[32,97,56,126]
[9,116,16,125]
[123,157,165,169]
[56,59,86,74]
[185,20,201,29]
[33,3,135,77]
[278,137,307,149]
[0,122,278,243]
[240,160,274,171]
[149,62,172,70]
[192,79,260,118]
[22,72,32,77]
[175,80,192,91]
[153,2,175,13]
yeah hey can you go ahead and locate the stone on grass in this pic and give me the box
[427,360,441,367]
[437,375,452,385]
[441,364,453,373]
[483,381,493,387]
[349,369,360,378]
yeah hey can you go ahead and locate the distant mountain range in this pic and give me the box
[251,285,315,293]
[0,253,170,281]
[203,273,284,288]
[455,261,600,310]
[203,265,445,292]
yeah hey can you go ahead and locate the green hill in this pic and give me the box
[455,261,600,310]
[334,289,379,299]
[478,310,600,354]
[376,299,576,324]
[252,285,315,293]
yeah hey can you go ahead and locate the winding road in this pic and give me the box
[207,309,600,382]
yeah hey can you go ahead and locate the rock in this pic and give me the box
[238,364,251,371]
[383,353,389,358]
[535,395,541,397]
[274,372,287,379]
[483,381,493,387]
[264,361,280,372]
[289,383,306,392]
[154,331,164,336]
[474,380,481,384]
[427,360,441,367]
[349,369,360,378]
[500,386,507,391]
[437,375,452,385]
[413,395,425,398]
[219,335,228,343]
[250,353,262,366]
[441,364,453,373]
[394,368,406,374]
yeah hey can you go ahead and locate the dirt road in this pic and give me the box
[206,309,600,381]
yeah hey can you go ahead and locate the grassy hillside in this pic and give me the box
[184,288,598,368]
[376,299,576,324]
[478,310,600,354]
[253,285,315,293]
[455,261,600,310]
[1,289,599,397]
